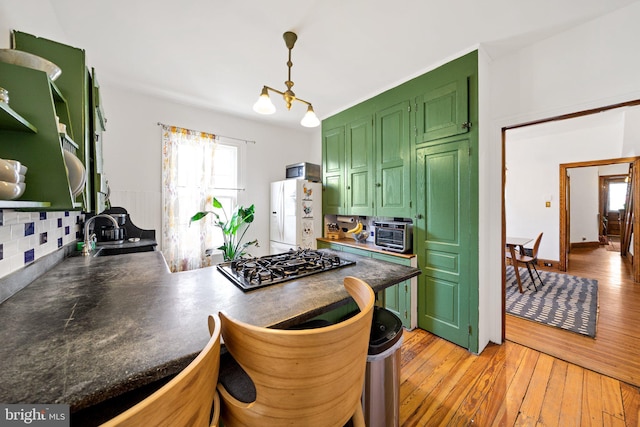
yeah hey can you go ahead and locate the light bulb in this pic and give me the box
[253,88,276,115]
[300,105,320,127]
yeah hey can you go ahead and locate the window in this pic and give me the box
[608,182,627,211]
[161,126,244,272]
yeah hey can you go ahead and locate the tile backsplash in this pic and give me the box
[0,209,81,279]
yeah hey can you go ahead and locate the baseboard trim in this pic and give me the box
[571,241,600,249]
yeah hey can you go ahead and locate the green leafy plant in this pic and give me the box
[190,198,258,261]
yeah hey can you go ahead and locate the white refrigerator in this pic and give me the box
[270,179,323,254]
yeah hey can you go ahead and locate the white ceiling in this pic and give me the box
[44,0,638,130]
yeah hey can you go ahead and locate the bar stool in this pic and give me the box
[217,276,375,427]
[101,314,222,427]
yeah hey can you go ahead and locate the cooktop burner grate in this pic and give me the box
[217,249,356,291]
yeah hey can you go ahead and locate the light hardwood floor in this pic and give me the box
[399,244,640,425]
[506,244,640,387]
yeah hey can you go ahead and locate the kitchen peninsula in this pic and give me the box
[0,248,420,414]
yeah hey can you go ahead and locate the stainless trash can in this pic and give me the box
[362,306,404,427]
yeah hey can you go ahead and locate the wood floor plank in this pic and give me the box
[582,369,604,426]
[601,375,625,421]
[515,353,554,425]
[537,359,568,426]
[558,363,585,427]
[620,382,640,427]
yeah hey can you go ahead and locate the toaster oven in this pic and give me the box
[373,221,413,253]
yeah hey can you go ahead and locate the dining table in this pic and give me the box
[506,236,533,293]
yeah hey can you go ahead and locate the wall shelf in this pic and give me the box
[0,200,50,209]
[0,102,37,133]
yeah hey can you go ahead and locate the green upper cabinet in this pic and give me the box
[13,31,94,211]
[322,104,411,218]
[375,101,411,217]
[415,76,469,143]
[0,62,71,209]
[345,115,374,216]
[322,125,346,214]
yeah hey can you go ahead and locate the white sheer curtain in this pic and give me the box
[161,125,219,272]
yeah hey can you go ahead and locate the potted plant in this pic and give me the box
[190,197,258,261]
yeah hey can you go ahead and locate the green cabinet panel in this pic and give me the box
[319,241,413,329]
[322,126,346,214]
[0,62,73,209]
[375,101,411,217]
[371,252,412,328]
[346,116,374,215]
[416,138,471,349]
[415,77,469,143]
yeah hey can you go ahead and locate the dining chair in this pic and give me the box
[101,314,222,427]
[506,232,544,291]
[216,276,375,427]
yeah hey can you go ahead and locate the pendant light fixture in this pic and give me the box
[252,31,320,128]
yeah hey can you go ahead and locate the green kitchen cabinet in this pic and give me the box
[322,51,479,352]
[13,31,104,213]
[375,101,411,217]
[415,76,469,143]
[0,62,75,210]
[371,251,413,329]
[345,115,374,216]
[322,105,411,217]
[322,126,346,214]
[319,241,414,329]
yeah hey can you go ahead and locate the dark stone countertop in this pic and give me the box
[0,249,420,412]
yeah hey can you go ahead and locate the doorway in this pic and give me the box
[502,100,640,382]
[559,157,640,280]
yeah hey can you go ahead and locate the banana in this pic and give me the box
[347,221,362,234]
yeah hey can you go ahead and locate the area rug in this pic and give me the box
[505,266,599,338]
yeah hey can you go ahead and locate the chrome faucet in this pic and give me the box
[82,214,120,256]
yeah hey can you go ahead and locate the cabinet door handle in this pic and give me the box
[415,214,423,219]
[346,186,351,190]
[376,183,381,187]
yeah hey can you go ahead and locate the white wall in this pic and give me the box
[484,1,640,347]
[101,85,319,257]
[568,167,599,244]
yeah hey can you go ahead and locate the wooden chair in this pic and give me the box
[217,276,375,427]
[101,315,222,427]
[506,232,544,291]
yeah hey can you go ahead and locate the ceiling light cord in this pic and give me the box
[253,31,320,128]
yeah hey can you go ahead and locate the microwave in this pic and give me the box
[373,221,413,253]
[286,162,321,182]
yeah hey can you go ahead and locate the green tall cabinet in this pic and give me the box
[321,51,480,353]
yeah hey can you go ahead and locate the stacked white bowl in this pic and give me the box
[0,158,27,200]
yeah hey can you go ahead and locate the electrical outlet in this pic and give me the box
[544,262,552,267]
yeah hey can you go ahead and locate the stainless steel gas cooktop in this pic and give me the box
[217,249,355,292]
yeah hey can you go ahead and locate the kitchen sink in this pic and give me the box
[68,244,156,258]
